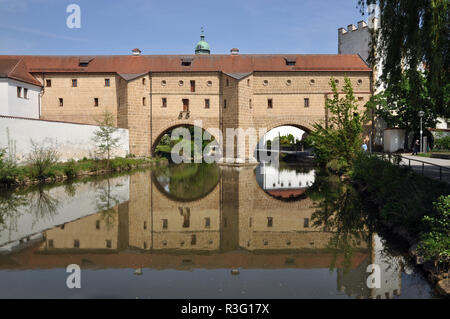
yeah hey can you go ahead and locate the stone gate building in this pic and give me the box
[0,32,372,162]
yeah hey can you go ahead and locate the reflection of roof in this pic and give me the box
[266,188,306,199]
[0,242,370,271]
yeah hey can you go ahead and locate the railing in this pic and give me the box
[375,152,450,182]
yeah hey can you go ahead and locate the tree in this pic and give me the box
[306,77,369,173]
[92,111,120,168]
[358,0,449,118]
[367,71,436,149]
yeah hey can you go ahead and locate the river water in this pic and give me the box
[0,163,438,298]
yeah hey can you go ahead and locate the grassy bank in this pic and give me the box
[350,154,450,291]
[0,156,168,188]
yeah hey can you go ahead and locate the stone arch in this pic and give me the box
[151,119,220,154]
[262,117,315,136]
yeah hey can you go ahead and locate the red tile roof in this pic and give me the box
[0,54,371,84]
[0,57,42,86]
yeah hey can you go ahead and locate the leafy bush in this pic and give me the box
[0,148,20,186]
[27,139,59,180]
[434,136,450,150]
[63,160,78,179]
[417,196,450,266]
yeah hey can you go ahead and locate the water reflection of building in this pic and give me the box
[0,165,403,298]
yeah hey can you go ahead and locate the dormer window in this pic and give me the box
[284,56,296,66]
[78,57,94,67]
[181,57,193,66]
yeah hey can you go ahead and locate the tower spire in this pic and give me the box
[195,26,210,55]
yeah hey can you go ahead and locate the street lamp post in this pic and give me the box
[418,111,425,153]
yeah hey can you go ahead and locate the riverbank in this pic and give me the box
[350,154,450,296]
[0,156,169,189]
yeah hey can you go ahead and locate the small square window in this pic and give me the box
[48,239,54,248]
[162,97,167,108]
[142,78,146,85]
[46,79,52,87]
[72,79,77,87]
[205,217,210,228]
[162,219,168,229]
[191,234,197,245]
[106,240,112,248]
[204,99,210,109]
[17,87,22,98]
[95,220,100,230]
[268,99,273,109]
[59,98,64,107]
[94,98,99,107]
[304,98,310,108]
[105,79,110,87]
[190,80,195,92]
[74,239,80,248]
[23,88,28,99]
[247,79,250,86]
[267,217,273,227]
[142,97,146,106]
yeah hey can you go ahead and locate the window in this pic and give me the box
[59,98,63,107]
[204,99,210,109]
[142,78,146,85]
[263,80,269,86]
[304,218,309,228]
[207,80,212,87]
[190,80,195,92]
[48,239,54,248]
[72,79,77,87]
[205,217,210,228]
[182,99,189,112]
[142,97,146,106]
[105,78,110,87]
[223,99,227,109]
[74,239,80,248]
[249,99,252,109]
[286,79,292,86]
[357,79,363,85]
[23,88,28,99]
[162,97,167,108]
[268,98,273,109]
[94,98,99,107]
[191,234,197,245]
[96,220,100,230]
[304,98,310,108]
[46,79,52,87]
[162,219,168,229]
[17,87,22,98]
[161,80,167,86]
[143,221,147,230]
[226,78,229,86]
[106,240,112,248]
[267,217,273,227]
[179,80,184,86]
[247,79,250,86]
[310,79,315,85]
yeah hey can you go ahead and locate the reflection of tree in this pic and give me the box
[27,186,60,228]
[0,191,27,236]
[153,163,220,201]
[63,182,77,197]
[307,171,374,274]
[94,178,121,230]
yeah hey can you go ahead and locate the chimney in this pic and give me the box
[230,48,239,55]
[132,48,142,56]
[347,24,357,31]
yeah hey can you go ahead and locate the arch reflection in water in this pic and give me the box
[152,163,220,202]
[255,162,315,200]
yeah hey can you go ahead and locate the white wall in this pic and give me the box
[0,117,129,163]
[383,129,405,153]
[0,78,40,119]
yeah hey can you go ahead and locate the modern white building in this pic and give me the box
[0,57,42,119]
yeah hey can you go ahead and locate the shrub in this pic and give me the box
[417,195,450,266]
[63,160,78,179]
[0,148,20,186]
[27,139,59,180]
[434,136,450,150]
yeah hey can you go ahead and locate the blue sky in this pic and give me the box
[0,0,367,55]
